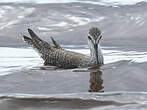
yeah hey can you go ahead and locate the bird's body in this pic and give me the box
[23,28,104,69]
[43,48,92,68]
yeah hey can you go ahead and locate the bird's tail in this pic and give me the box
[23,28,51,55]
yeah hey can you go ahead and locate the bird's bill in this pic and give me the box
[94,44,99,65]
[94,35,102,65]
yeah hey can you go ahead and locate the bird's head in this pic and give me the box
[87,27,102,64]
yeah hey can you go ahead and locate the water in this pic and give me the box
[0,92,147,110]
[0,46,147,75]
[0,0,147,6]
[0,0,147,109]
[0,47,42,75]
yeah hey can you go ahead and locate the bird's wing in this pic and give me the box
[23,28,52,50]
[50,37,62,49]
[23,28,53,65]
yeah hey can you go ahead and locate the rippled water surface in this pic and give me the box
[0,45,147,110]
[0,46,147,75]
[0,0,147,109]
[0,0,147,5]
[0,92,147,110]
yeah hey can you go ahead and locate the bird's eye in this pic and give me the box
[99,35,102,40]
[88,36,92,40]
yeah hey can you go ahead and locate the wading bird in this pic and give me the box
[23,27,104,69]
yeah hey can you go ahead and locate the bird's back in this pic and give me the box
[23,29,91,69]
[44,48,91,68]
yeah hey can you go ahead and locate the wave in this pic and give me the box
[0,0,147,6]
[0,92,147,104]
[0,2,147,47]
[0,92,147,110]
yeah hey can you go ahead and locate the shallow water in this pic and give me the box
[0,0,147,109]
[0,45,147,110]
[0,46,147,75]
[0,92,147,110]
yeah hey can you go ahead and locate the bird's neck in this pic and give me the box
[90,44,104,64]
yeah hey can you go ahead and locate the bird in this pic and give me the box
[23,27,104,69]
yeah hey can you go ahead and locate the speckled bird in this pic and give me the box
[23,27,104,69]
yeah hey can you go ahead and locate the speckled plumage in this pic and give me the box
[23,28,104,69]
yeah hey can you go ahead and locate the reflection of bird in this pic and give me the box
[89,70,104,92]
[23,27,104,69]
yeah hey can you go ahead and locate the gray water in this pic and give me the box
[1,46,147,75]
[0,0,147,109]
[0,92,147,110]
[0,0,147,6]
[0,46,147,110]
